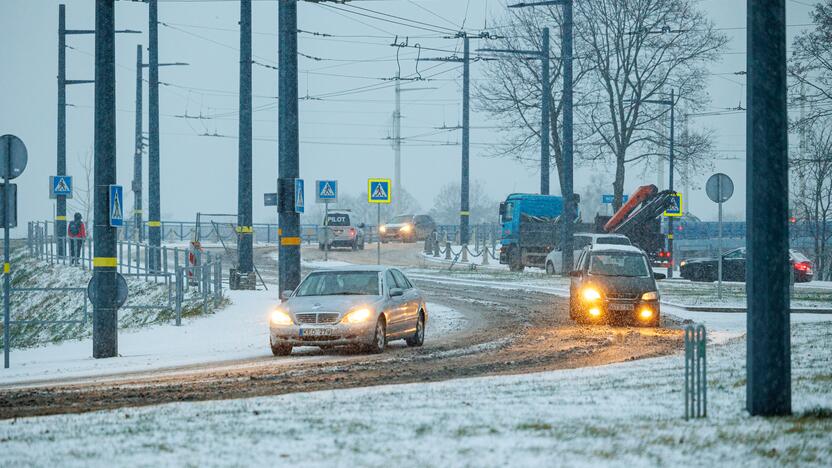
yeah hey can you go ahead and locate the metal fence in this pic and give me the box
[684,324,707,419]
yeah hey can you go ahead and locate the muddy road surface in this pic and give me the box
[0,243,684,419]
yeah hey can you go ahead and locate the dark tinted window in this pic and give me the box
[385,271,399,292]
[588,252,650,277]
[325,213,351,227]
[575,236,592,249]
[596,236,631,246]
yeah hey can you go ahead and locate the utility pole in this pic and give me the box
[394,78,402,193]
[92,0,118,358]
[57,4,94,257]
[540,27,551,196]
[668,88,676,279]
[133,44,144,242]
[236,0,254,284]
[278,0,301,293]
[746,0,791,416]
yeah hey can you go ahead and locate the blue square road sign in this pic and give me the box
[50,176,73,199]
[294,178,305,213]
[316,180,338,203]
[368,179,392,204]
[109,184,124,227]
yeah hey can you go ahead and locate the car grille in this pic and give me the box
[295,313,340,324]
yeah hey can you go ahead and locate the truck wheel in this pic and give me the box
[318,243,324,251]
[508,247,524,272]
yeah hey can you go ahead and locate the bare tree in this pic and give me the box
[576,0,726,208]
[791,121,832,280]
[68,148,93,225]
[428,181,497,225]
[790,0,832,128]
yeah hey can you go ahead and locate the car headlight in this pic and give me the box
[582,287,602,301]
[642,291,659,301]
[270,309,293,326]
[342,308,372,324]
[379,226,387,234]
[400,224,413,233]
[679,260,687,268]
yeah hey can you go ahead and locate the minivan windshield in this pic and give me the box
[589,252,650,277]
[389,215,413,224]
[296,271,380,296]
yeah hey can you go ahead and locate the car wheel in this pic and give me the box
[352,239,358,251]
[366,317,387,354]
[318,243,324,251]
[406,312,426,347]
[546,262,556,275]
[271,344,292,356]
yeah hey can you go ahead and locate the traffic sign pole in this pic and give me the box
[718,197,723,299]
[377,204,381,265]
[237,0,254,277]
[324,201,329,262]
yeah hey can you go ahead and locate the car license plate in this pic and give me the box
[609,303,632,312]
[300,327,334,337]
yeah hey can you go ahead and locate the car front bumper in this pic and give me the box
[270,321,376,347]
[577,300,660,325]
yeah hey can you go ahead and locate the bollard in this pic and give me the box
[461,245,469,263]
[684,324,707,419]
[445,241,452,260]
[482,245,489,266]
[433,235,440,258]
[175,266,183,326]
[424,234,433,254]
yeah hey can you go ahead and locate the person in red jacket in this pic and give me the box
[67,212,87,265]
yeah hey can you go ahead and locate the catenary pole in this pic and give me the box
[237,0,254,277]
[147,0,161,270]
[540,27,551,195]
[460,36,471,245]
[133,44,144,242]
[92,0,118,359]
[746,0,791,416]
[278,0,301,293]
[560,2,574,276]
[667,89,676,279]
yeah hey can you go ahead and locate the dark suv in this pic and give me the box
[379,214,436,243]
[569,245,665,327]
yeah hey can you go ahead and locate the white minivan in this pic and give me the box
[545,232,631,275]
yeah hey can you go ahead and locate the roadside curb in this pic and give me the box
[661,301,832,314]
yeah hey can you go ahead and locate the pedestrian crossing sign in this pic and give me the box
[49,175,73,199]
[368,179,392,204]
[316,180,338,203]
[109,184,124,227]
[663,192,683,217]
[294,178,305,214]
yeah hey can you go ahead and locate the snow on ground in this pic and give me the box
[0,292,464,386]
[2,320,829,466]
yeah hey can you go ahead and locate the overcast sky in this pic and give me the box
[0,0,816,233]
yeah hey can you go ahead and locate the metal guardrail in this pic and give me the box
[684,324,707,419]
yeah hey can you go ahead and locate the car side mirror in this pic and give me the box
[569,270,583,278]
[653,273,667,280]
[389,288,404,297]
[280,290,293,301]
[499,202,506,218]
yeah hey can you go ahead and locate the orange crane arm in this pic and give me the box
[603,184,658,232]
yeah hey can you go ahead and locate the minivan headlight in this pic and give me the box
[582,288,602,301]
[642,291,659,301]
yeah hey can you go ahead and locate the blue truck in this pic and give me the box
[499,194,564,272]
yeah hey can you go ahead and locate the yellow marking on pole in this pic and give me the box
[459,211,470,216]
[236,226,253,234]
[93,257,118,267]
[147,221,161,227]
[668,234,674,240]
[55,216,67,221]
[3,263,10,274]
[278,228,283,236]
[280,236,302,246]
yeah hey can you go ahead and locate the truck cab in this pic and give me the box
[499,194,563,272]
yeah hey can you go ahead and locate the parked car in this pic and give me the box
[317,210,365,251]
[379,214,436,243]
[679,248,814,283]
[544,232,631,275]
[269,266,427,355]
[569,244,664,327]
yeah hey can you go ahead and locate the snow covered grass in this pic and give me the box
[1,320,829,466]
[0,249,219,350]
[0,300,464,386]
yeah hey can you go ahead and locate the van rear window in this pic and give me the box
[596,237,631,246]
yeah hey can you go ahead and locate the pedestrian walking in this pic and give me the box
[67,212,87,266]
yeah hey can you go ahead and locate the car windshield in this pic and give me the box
[296,271,380,297]
[596,236,631,246]
[389,215,412,224]
[325,213,351,226]
[588,252,650,277]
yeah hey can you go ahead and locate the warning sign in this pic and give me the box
[368,178,392,204]
[109,184,124,227]
[316,180,338,203]
[663,192,683,217]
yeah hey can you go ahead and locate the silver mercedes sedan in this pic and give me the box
[269,266,427,356]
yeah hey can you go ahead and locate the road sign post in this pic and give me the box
[0,134,28,369]
[368,179,392,265]
[706,174,734,300]
[316,180,338,261]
